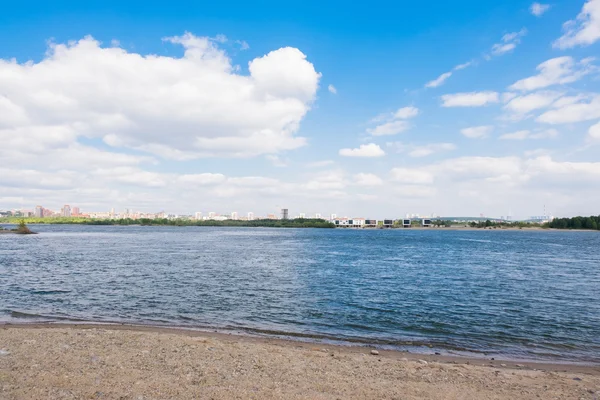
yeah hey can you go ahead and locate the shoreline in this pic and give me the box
[1,324,598,399]
[2,322,599,374]
[2,222,598,232]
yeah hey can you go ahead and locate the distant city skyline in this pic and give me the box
[1,1,600,218]
[1,203,556,221]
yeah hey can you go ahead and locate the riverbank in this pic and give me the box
[1,324,598,399]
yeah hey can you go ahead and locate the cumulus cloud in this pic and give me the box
[441,91,500,107]
[554,0,600,49]
[0,34,321,160]
[460,126,493,139]
[531,3,551,16]
[490,29,527,56]
[339,143,385,157]
[509,56,595,92]
[367,106,419,136]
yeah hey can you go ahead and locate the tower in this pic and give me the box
[281,208,289,220]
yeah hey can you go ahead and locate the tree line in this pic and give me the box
[547,216,600,230]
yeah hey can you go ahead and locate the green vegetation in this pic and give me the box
[467,220,543,229]
[0,219,36,234]
[547,216,600,231]
[0,217,335,229]
[432,220,453,227]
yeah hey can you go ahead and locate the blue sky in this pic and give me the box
[1,0,600,218]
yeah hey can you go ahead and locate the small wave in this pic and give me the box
[30,290,71,295]
[458,239,493,243]
[9,310,85,322]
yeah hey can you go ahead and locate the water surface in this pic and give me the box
[1,225,599,363]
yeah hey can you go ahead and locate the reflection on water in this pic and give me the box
[1,225,599,363]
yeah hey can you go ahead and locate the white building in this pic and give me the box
[248,212,254,221]
[231,212,238,220]
[208,212,216,219]
[195,212,203,220]
[331,217,366,228]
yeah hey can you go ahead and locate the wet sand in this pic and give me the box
[1,324,598,399]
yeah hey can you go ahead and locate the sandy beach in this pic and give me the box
[1,324,598,400]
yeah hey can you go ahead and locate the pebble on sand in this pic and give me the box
[370,350,379,355]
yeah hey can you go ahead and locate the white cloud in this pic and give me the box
[491,29,527,56]
[390,168,434,184]
[509,57,595,91]
[441,91,500,107]
[408,143,456,157]
[424,61,473,89]
[387,142,456,157]
[499,129,557,140]
[354,173,383,186]
[266,154,288,167]
[503,91,564,115]
[554,0,600,49]
[460,126,493,139]
[307,160,335,168]
[328,84,337,94]
[93,167,167,188]
[339,143,385,157]
[394,106,419,119]
[367,120,410,136]
[531,3,551,16]
[531,129,559,139]
[392,185,437,198]
[499,130,531,140]
[236,40,250,50]
[537,94,600,124]
[454,61,473,70]
[303,170,347,191]
[425,72,453,89]
[0,34,321,159]
[177,173,227,185]
[226,176,280,187]
[588,121,600,142]
[367,106,418,136]
[551,94,591,108]
[0,168,77,190]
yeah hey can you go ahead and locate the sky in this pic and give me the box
[1,0,600,219]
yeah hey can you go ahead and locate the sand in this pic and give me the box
[1,325,598,400]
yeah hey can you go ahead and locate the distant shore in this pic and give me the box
[1,324,598,399]
[2,222,596,233]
